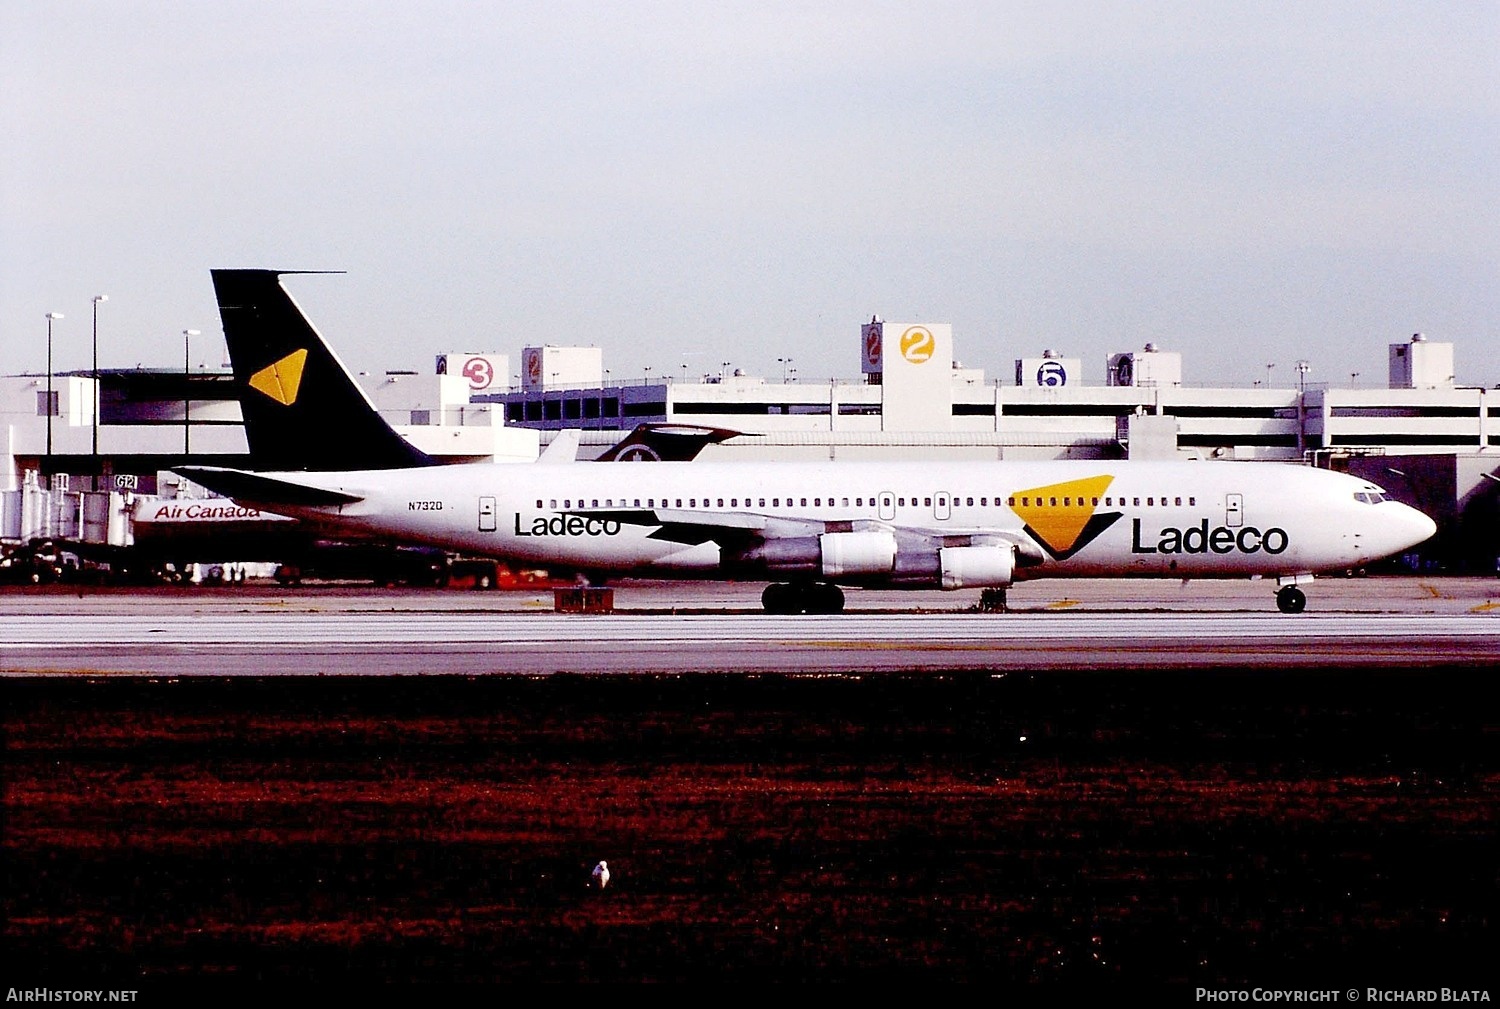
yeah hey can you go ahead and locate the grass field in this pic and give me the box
[3,670,1496,987]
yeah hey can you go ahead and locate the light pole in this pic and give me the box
[92,295,107,465]
[1296,360,1309,394]
[183,329,200,455]
[1265,362,1275,388]
[778,356,793,383]
[45,313,63,465]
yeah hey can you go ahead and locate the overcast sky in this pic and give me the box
[3,2,1496,389]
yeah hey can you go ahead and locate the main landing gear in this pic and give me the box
[1276,584,1307,614]
[762,581,845,615]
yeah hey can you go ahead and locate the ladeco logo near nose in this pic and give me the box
[1010,475,1122,560]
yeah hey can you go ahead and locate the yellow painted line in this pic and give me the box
[802,641,999,652]
[801,641,1193,653]
[1470,601,1500,613]
[1046,599,1081,610]
[1420,583,1444,598]
[806,641,925,650]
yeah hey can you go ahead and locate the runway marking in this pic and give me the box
[1471,601,1500,613]
[4,612,1500,646]
[1046,600,1081,609]
[803,640,1291,654]
[3,608,1498,680]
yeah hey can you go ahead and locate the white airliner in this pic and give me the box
[177,270,1437,615]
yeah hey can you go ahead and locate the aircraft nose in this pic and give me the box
[1391,503,1437,552]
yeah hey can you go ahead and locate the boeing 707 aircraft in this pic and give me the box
[176,270,1437,614]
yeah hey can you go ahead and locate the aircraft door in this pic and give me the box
[877,492,896,522]
[1225,493,1243,528]
[934,492,951,521]
[479,496,497,532]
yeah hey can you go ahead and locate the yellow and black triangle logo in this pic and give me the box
[248,349,308,406]
[1012,475,1122,560]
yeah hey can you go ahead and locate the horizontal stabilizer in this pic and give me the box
[173,466,365,508]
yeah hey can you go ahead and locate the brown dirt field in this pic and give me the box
[3,670,1497,988]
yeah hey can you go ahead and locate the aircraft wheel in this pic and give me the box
[761,583,779,613]
[762,583,800,615]
[1276,585,1307,614]
[761,583,787,614]
[811,583,845,614]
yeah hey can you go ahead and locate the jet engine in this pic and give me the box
[938,545,1015,589]
[728,530,898,578]
[820,530,898,578]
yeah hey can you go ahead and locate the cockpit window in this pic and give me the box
[1353,491,1389,504]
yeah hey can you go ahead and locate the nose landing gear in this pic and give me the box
[1276,584,1307,614]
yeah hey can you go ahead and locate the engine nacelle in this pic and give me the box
[820,530,897,578]
[939,545,1015,590]
[727,530,899,579]
[732,537,821,574]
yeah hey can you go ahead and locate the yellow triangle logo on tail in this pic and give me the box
[1011,475,1119,559]
[248,349,308,406]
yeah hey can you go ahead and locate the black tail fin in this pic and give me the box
[211,269,437,471]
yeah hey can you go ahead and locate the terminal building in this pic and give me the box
[2,319,1496,576]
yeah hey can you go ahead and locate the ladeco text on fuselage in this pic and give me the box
[1130,518,1288,555]
[515,513,623,537]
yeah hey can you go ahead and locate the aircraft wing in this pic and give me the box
[566,507,823,546]
[573,506,1045,562]
[172,466,366,509]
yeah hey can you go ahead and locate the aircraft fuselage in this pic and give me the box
[235,457,1435,588]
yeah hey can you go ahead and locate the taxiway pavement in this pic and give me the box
[2,576,1496,674]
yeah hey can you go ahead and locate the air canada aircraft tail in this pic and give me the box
[211,269,437,471]
[594,423,750,461]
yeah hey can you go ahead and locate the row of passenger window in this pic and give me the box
[1019,495,1198,508]
[535,494,1199,510]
